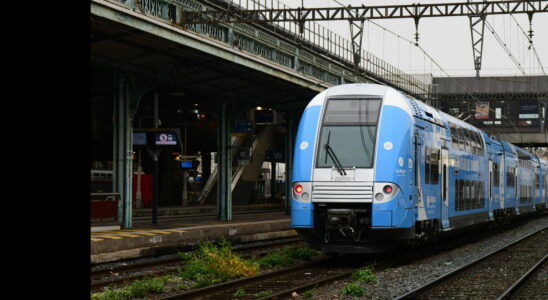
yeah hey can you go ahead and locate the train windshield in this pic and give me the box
[316,98,382,168]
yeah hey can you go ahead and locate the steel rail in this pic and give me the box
[496,253,548,300]
[393,226,548,300]
[259,264,366,300]
[91,257,180,278]
[181,1,548,24]
[155,218,546,299]
[157,256,335,300]
[91,266,181,290]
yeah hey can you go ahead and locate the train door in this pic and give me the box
[440,148,449,228]
[488,159,494,220]
[515,165,519,214]
[414,130,423,212]
[500,155,505,208]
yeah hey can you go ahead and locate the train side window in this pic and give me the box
[462,179,466,210]
[455,179,461,211]
[430,149,439,184]
[541,174,548,199]
[463,129,472,153]
[469,131,479,155]
[473,180,478,208]
[470,180,475,210]
[474,181,479,209]
[469,180,473,210]
[450,123,458,149]
[479,181,485,208]
[479,180,483,208]
[493,163,499,186]
[457,127,465,151]
[462,179,468,210]
[476,133,484,155]
[425,146,430,184]
[461,179,466,211]
[473,132,482,155]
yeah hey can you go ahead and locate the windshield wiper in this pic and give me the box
[324,130,346,176]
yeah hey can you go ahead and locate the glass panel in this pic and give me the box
[316,126,376,168]
[449,123,458,148]
[317,98,382,169]
[425,146,430,184]
[457,127,465,151]
[495,107,502,119]
[463,129,471,153]
[322,99,381,125]
[430,149,439,184]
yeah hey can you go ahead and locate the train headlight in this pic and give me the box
[292,182,312,203]
[375,193,384,201]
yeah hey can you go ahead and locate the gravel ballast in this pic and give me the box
[300,215,548,300]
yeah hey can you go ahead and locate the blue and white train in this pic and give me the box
[291,83,548,253]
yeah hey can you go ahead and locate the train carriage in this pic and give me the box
[291,83,547,254]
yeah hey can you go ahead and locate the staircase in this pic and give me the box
[198,125,282,204]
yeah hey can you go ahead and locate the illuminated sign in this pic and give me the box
[180,161,194,169]
[133,132,148,145]
[154,132,178,146]
[132,130,180,147]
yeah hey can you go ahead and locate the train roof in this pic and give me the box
[306,83,545,164]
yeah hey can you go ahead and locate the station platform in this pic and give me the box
[91,204,294,264]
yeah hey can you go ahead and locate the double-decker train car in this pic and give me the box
[291,83,547,253]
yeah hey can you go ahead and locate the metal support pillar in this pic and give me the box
[284,114,294,216]
[113,74,134,229]
[217,102,232,221]
[349,19,365,73]
[151,92,160,225]
[469,1,486,78]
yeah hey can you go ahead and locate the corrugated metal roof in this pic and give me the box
[433,76,548,94]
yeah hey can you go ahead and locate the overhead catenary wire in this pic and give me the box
[346,14,524,137]
[507,13,546,75]
[484,20,526,75]
[330,1,537,140]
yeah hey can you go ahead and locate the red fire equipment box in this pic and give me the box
[133,174,152,208]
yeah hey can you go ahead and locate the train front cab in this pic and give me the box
[291,84,417,253]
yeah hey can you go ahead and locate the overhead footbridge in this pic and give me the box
[433,76,548,146]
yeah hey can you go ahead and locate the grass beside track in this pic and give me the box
[91,240,320,300]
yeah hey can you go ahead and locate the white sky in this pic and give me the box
[272,0,548,77]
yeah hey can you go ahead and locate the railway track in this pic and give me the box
[156,223,531,300]
[92,216,547,299]
[90,237,304,291]
[394,227,548,300]
[158,256,364,300]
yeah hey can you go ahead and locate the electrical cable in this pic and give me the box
[484,20,526,75]
[355,16,524,137]
[507,13,546,75]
